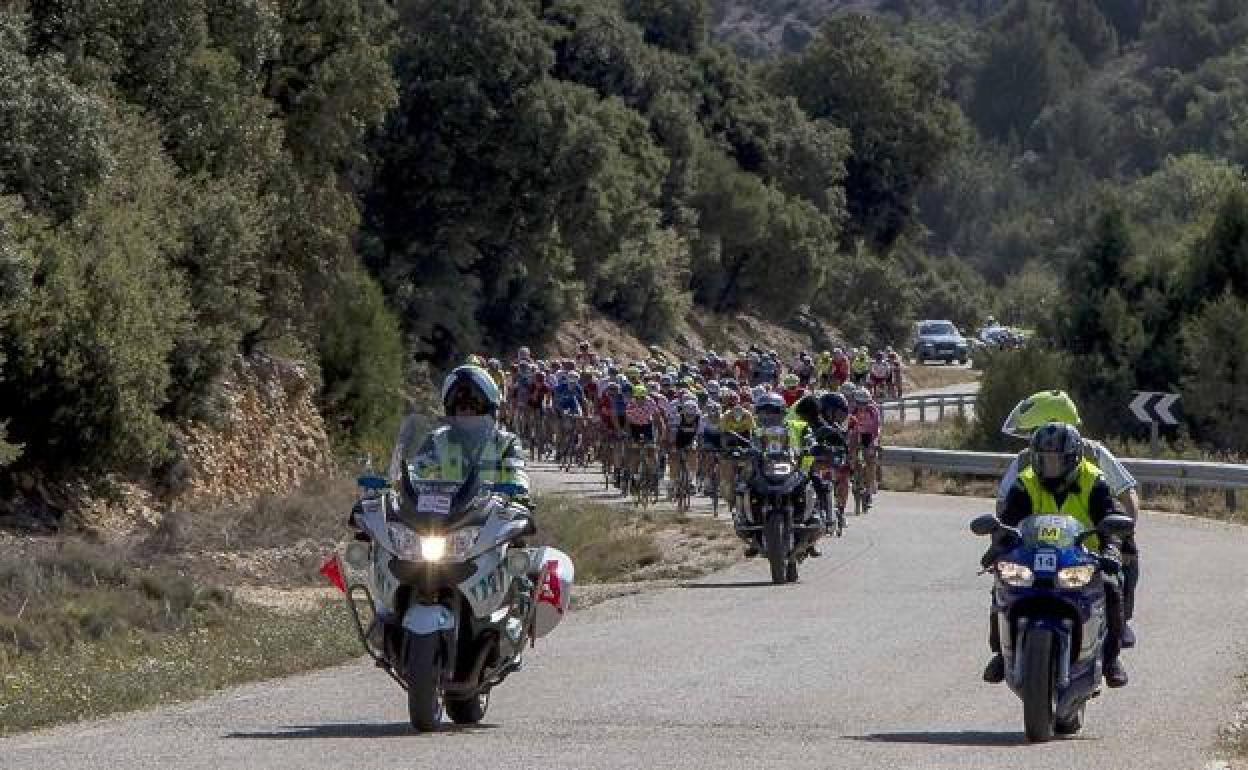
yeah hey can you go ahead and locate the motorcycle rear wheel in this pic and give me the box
[1021,629,1057,743]
[446,692,489,725]
[765,512,786,585]
[404,633,445,732]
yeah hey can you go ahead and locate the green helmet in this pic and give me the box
[1001,390,1081,439]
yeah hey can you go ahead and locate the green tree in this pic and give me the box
[777,13,964,251]
[620,0,708,55]
[1180,293,1248,452]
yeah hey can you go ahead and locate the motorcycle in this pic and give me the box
[970,511,1134,742]
[339,417,574,731]
[729,427,824,584]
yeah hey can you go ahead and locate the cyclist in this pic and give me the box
[669,397,702,503]
[848,386,882,509]
[832,347,851,388]
[815,350,833,389]
[815,392,854,533]
[868,352,891,399]
[850,347,871,385]
[779,373,805,407]
[886,349,904,399]
[720,393,756,513]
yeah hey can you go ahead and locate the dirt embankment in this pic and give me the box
[547,309,842,365]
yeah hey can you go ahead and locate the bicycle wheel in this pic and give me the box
[707,457,720,517]
[634,452,649,508]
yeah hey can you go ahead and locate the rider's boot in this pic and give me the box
[1104,658,1129,688]
[983,654,1005,684]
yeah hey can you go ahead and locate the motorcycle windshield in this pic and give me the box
[388,415,497,530]
[1017,514,1086,550]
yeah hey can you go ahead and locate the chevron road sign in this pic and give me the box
[1130,391,1180,426]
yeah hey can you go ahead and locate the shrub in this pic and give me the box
[965,345,1074,451]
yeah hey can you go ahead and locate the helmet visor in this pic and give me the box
[1034,450,1067,481]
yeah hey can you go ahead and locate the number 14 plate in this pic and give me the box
[1034,550,1058,573]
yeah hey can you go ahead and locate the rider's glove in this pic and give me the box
[979,547,999,570]
[1099,544,1123,575]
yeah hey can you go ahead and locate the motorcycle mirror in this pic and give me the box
[969,514,1000,537]
[357,475,389,491]
[1098,514,1135,538]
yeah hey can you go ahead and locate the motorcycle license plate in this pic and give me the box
[417,494,451,515]
[1034,550,1058,573]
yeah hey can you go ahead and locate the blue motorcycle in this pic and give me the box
[970,512,1134,742]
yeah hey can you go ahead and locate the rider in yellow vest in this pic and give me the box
[984,422,1129,688]
[406,364,531,499]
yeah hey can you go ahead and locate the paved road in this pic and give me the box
[4,476,1246,769]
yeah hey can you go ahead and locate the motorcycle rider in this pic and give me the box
[389,365,531,501]
[816,392,854,533]
[996,390,1141,648]
[984,422,1129,688]
[742,392,816,557]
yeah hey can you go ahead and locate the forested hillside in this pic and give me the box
[3,0,1248,496]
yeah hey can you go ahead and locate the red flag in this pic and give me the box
[319,553,347,594]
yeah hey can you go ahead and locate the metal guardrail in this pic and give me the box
[883,445,1248,507]
[879,392,977,422]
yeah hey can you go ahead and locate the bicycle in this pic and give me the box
[703,448,721,517]
[671,447,693,513]
[633,441,660,509]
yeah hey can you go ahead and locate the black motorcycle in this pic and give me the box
[728,428,824,584]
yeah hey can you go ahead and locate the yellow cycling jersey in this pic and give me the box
[721,410,755,437]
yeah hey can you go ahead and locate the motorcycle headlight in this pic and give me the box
[997,562,1034,587]
[448,527,482,560]
[388,521,421,560]
[420,535,447,562]
[387,524,481,562]
[1057,564,1096,589]
[765,461,792,476]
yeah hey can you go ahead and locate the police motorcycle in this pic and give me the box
[341,417,574,732]
[970,511,1134,742]
[728,426,825,584]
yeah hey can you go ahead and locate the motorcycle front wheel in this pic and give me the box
[404,633,445,732]
[765,512,786,585]
[1021,628,1057,743]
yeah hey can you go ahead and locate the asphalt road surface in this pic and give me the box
[4,475,1245,769]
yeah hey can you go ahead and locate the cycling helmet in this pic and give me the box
[755,393,788,429]
[606,381,621,393]
[679,399,699,416]
[792,394,821,425]
[852,387,872,406]
[839,382,857,400]
[819,392,850,421]
[660,374,674,387]
[1002,390,1081,439]
[706,402,722,419]
[782,373,799,387]
[442,365,501,416]
[631,385,648,398]
[1030,422,1082,489]
[487,358,501,369]
[517,346,531,361]
[578,340,590,351]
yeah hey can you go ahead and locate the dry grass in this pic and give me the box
[535,495,663,583]
[0,600,357,735]
[146,475,356,554]
[905,363,980,392]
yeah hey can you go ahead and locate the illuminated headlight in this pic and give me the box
[420,535,447,562]
[1057,565,1096,589]
[997,562,1034,587]
[387,524,481,562]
